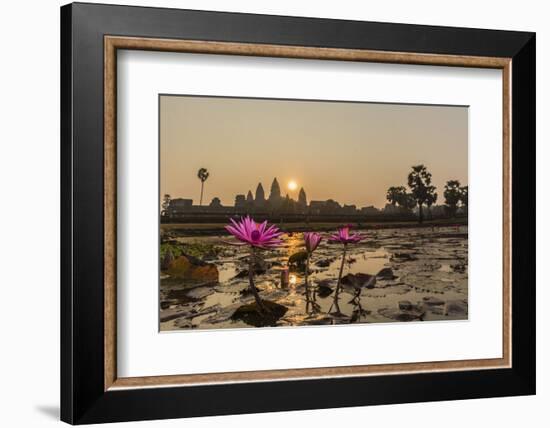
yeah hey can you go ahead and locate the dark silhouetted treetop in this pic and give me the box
[197,168,209,206]
[386,186,407,206]
[407,164,436,223]
[460,185,468,207]
[444,179,462,217]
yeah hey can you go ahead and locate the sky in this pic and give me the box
[160,95,468,208]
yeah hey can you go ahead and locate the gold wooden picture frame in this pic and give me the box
[104,36,512,391]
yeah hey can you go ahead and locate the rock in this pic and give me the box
[422,296,445,306]
[398,300,413,310]
[231,300,288,327]
[315,258,332,267]
[445,299,468,316]
[167,254,219,283]
[288,251,308,266]
[376,267,396,280]
[341,273,376,289]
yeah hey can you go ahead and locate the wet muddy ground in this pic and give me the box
[160,225,468,331]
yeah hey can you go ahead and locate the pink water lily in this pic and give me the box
[225,216,283,248]
[224,216,282,314]
[328,225,364,244]
[328,225,365,315]
[303,232,322,253]
[302,232,322,297]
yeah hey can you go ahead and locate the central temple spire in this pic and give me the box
[269,178,281,202]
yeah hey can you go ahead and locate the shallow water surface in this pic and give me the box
[160,225,468,331]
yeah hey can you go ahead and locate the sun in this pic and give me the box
[288,180,298,191]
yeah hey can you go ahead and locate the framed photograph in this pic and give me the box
[61,2,535,424]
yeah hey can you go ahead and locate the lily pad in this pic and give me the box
[288,251,308,266]
[231,300,288,327]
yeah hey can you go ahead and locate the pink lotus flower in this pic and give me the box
[225,216,283,249]
[328,225,364,244]
[303,232,322,253]
[224,216,283,315]
[327,225,364,315]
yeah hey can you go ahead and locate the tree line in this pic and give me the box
[386,164,468,223]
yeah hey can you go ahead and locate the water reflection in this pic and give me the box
[160,226,469,330]
[289,274,297,287]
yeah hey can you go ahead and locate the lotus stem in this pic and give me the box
[329,244,347,314]
[248,247,269,314]
[305,252,310,296]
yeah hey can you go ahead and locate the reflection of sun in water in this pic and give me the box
[289,274,297,286]
[288,180,298,191]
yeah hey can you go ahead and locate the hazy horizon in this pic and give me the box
[160,95,468,208]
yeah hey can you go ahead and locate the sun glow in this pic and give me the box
[289,274,297,286]
[288,180,298,191]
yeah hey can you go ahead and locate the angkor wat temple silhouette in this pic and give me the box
[164,178,381,219]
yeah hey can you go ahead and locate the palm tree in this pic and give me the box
[386,186,407,206]
[407,164,436,223]
[197,168,210,206]
[444,180,462,217]
[402,193,418,212]
[425,188,438,219]
[460,185,468,208]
